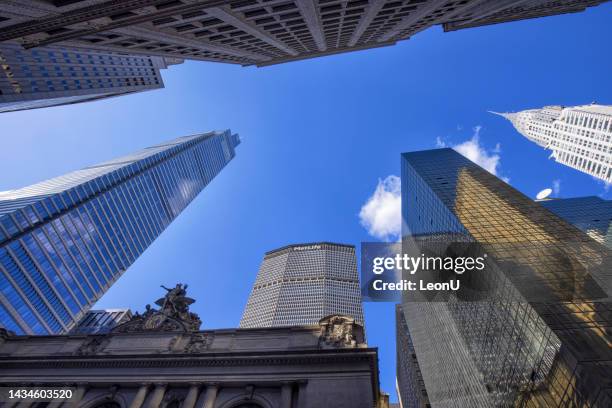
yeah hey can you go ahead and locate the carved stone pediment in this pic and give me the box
[318,315,365,349]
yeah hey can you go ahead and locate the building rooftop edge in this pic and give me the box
[264,242,356,256]
[2,321,367,340]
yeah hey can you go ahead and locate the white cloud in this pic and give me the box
[435,136,447,148]
[359,175,401,242]
[552,179,561,196]
[453,126,504,178]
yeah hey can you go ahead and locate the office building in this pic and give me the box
[395,304,430,408]
[0,285,384,408]
[69,308,132,334]
[240,242,364,328]
[0,130,240,335]
[399,148,612,407]
[540,196,612,248]
[0,1,608,67]
[0,42,182,113]
[492,104,612,183]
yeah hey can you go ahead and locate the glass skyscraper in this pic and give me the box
[540,196,612,249]
[398,148,612,408]
[0,130,240,335]
[69,308,132,335]
[240,242,364,328]
[395,304,430,408]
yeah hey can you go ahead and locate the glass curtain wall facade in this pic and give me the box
[396,304,430,408]
[399,148,612,408]
[0,130,240,335]
[240,242,364,328]
[69,308,132,335]
[540,196,612,249]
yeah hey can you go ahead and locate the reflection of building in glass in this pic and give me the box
[240,242,364,328]
[0,1,608,67]
[492,104,612,183]
[0,131,240,335]
[540,196,612,249]
[400,148,612,408]
[396,304,430,408]
[69,308,132,335]
[0,43,182,113]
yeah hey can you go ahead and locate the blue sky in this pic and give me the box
[1,3,611,402]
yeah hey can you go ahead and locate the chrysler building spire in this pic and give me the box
[492,104,612,183]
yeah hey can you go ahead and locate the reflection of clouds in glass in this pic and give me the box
[167,178,201,217]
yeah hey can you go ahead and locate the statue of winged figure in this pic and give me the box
[156,283,194,316]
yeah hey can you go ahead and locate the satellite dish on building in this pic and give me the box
[536,188,553,200]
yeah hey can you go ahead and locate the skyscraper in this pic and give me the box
[0,1,607,67]
[540,196,612,248]
[0,42,182,113]
[399,148,612,407]
[0,130,240,335]
[69,308,132,334]
[240,242,364,328]
[492,104,612,183]
[395,304,430,408]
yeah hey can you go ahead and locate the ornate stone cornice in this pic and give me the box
[0,348,377,371]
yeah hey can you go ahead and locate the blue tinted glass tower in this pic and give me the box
[0,130,240,335]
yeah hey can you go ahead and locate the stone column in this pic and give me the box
[181,384,200,408]
[145,384,166,408]
[280,383,293,408]
[128,384,150,408]
[295,381,308,408]
[199,384,218,408]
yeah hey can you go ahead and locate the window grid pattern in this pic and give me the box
[400,148,612,408]
[240,243,364,328]
[395,304,430,408]
[0,43,173,113]
[70,308,132,334]
[445,0,607,31]
[540,196,612,248]
[496,104,612,183]
[1,1,607,67]
[0,131,240,335]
